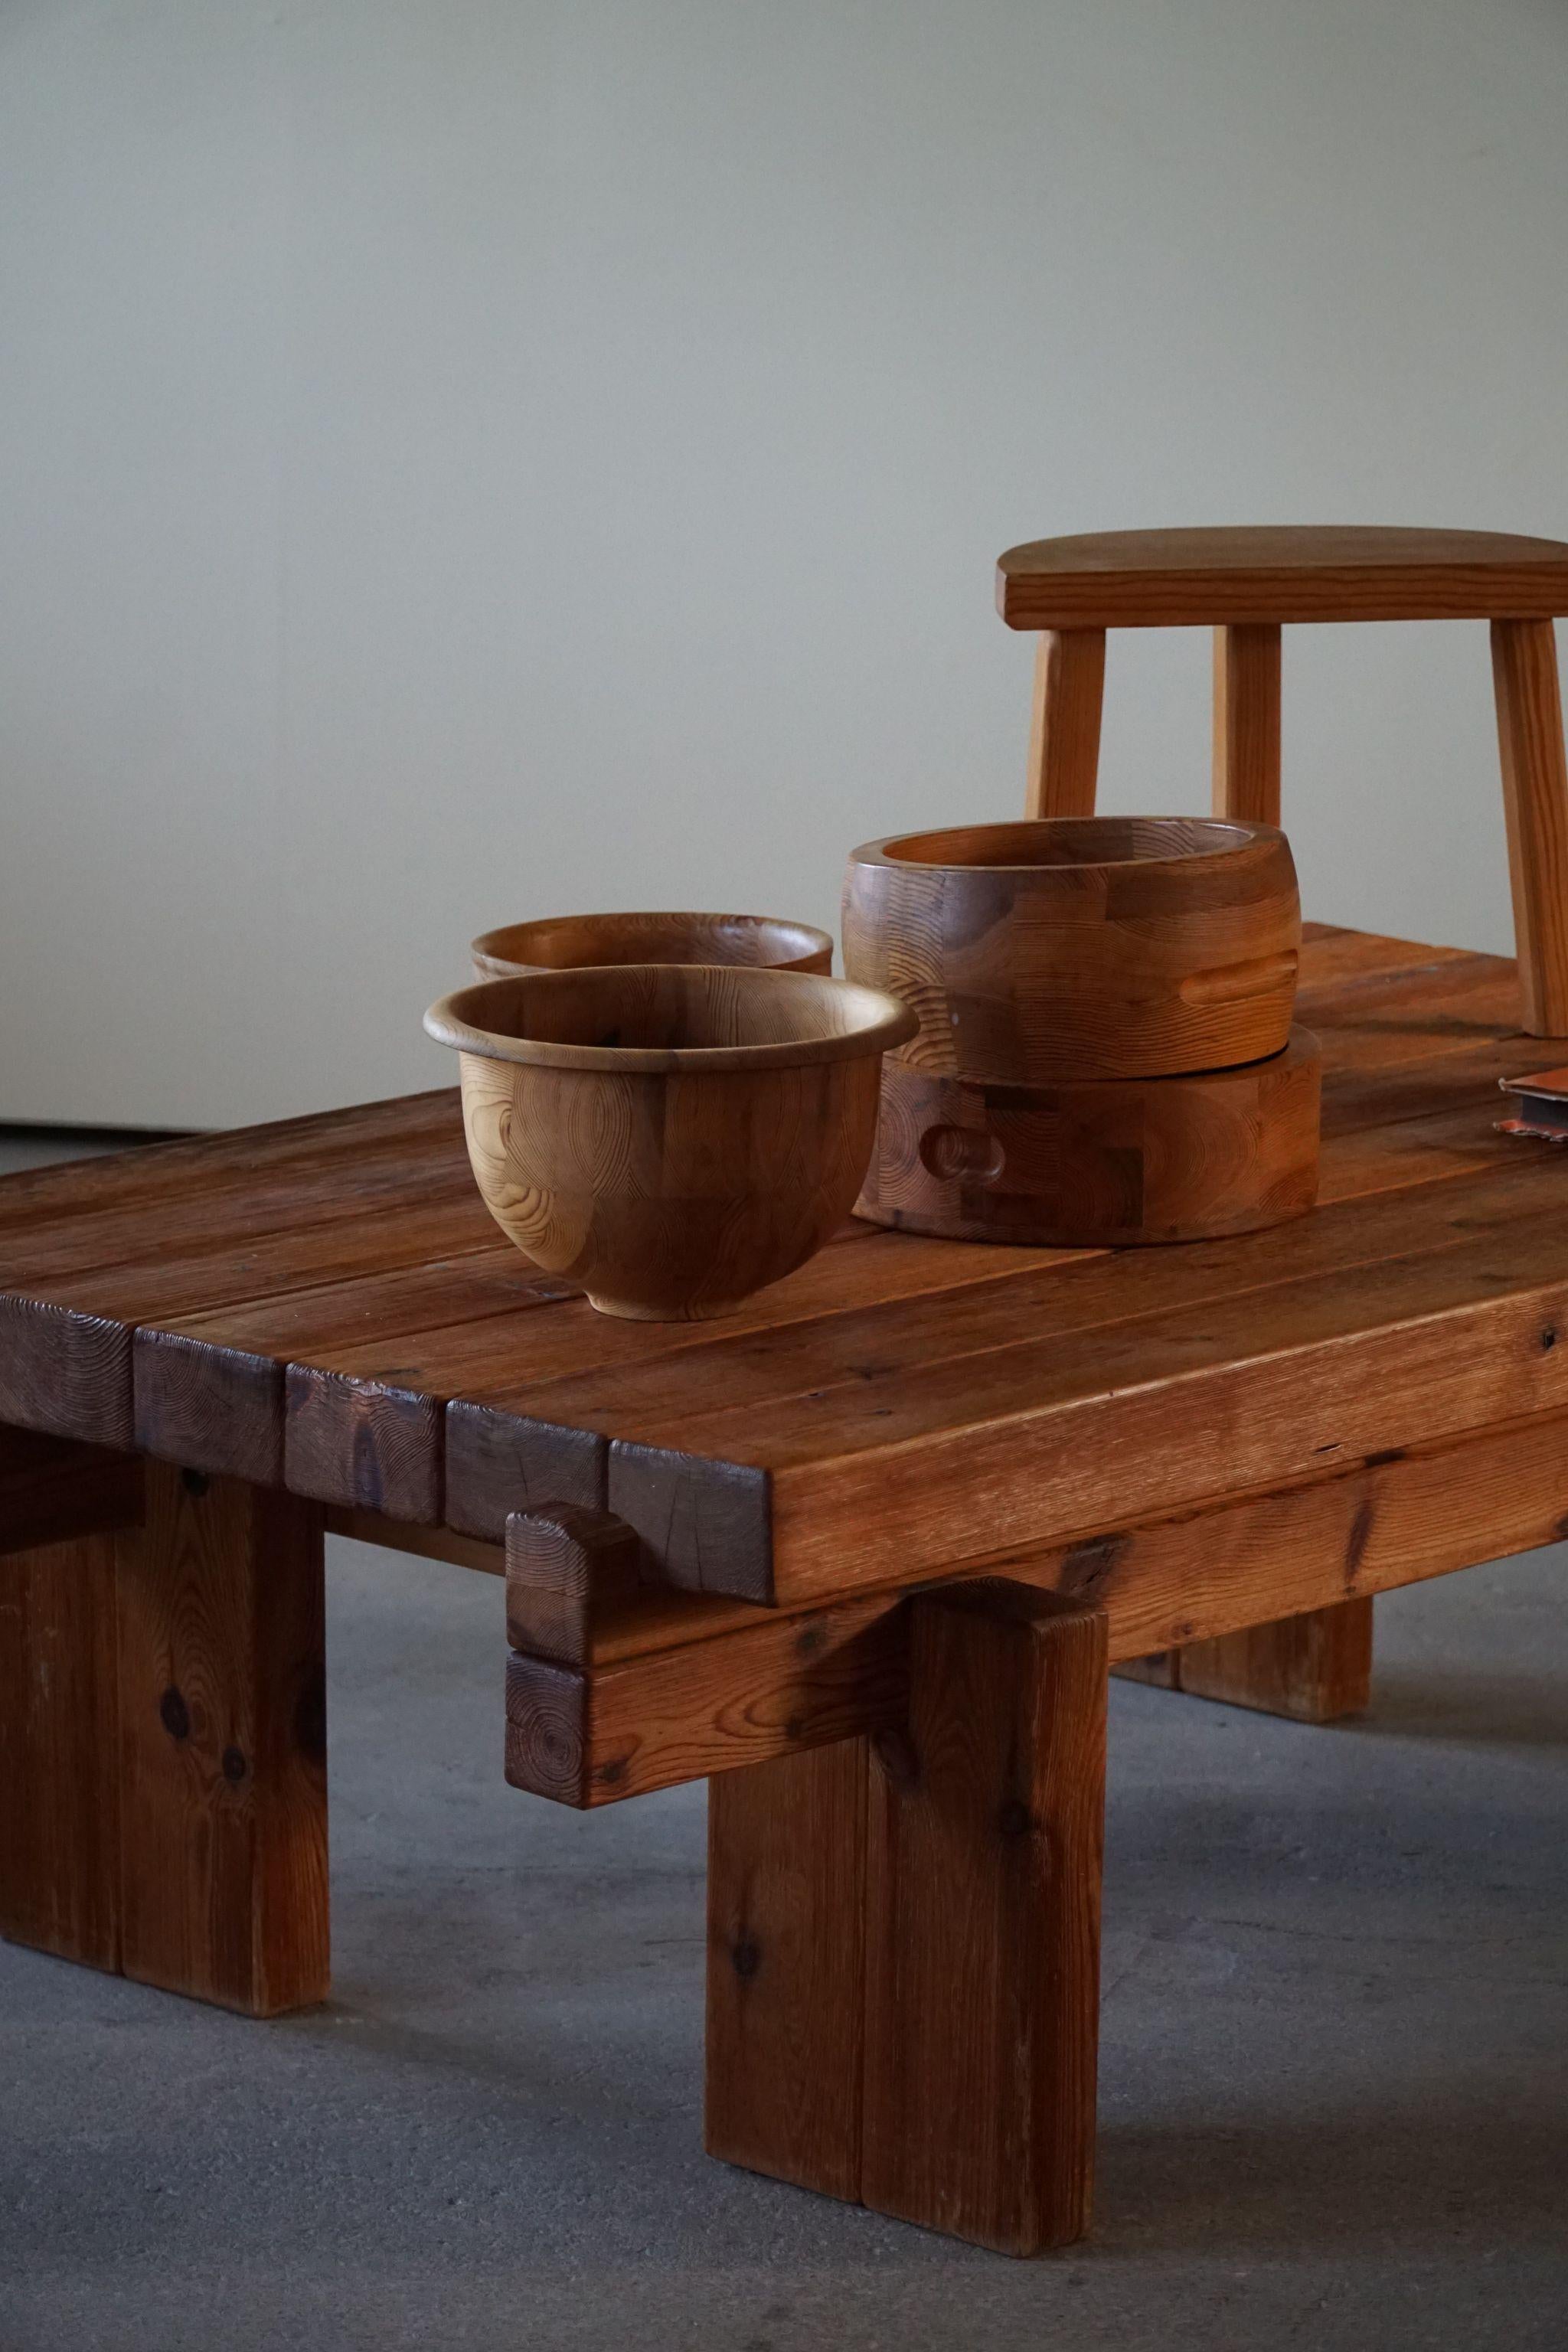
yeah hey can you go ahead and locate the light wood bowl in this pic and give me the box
[423,965,917,1320]
[843,816,1299,1082]
[471,910,833,983]
[856,1027,1321,1246]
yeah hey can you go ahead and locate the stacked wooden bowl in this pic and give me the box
[843,815,1320,1246]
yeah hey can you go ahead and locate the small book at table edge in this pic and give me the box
[1498,1063,1568,1142]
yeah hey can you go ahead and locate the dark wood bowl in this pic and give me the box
[424,965,916,1320]
[471,910,833,983]
[842,816,1298,1082]
[856,1027,1321,1246]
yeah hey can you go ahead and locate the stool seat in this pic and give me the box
[998,525,1568,629]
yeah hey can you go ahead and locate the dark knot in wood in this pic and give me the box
[158,1686,191,1742]
[221,1746,248,1785]
[871,1726,920,1792]
[731,1936,761,1981]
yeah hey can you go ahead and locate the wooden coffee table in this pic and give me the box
[6,921,1568,2255]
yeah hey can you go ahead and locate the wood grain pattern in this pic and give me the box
[505,1590,903,1805]
[114,1464,328,2014]
[1164,1596,1373,1720]
[856,1027,1320,1246]
[705,1738,870,2202]
[607,1158,1568,1601]
[844,818,1298,1083]
[2,1194,495,1449]
[498,1400,1568,1805]
[505,1504,642,1662]
[1491,618,1568,1034]
[1025,631,1105,818]
[0,1532,123,1970]
[861,1585,1106,2253]
[0,1427,145,1968]
[472,909,833,982]
[998,525,1568,629]
[1212,622,1282,825]
[426,967,914,1321]
[518,1151,1556,1484]
[0,1088,458,1242]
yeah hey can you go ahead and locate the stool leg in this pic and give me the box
[1115,1596,1372,1724]
[1027,630,1105,818]
[861,1586,1106,2254]
[1212,622,1282,825]
[1491,618,1568,1034]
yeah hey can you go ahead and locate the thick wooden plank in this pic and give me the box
[3,1194,503,1454]
[505,1504,642,1662]
[115,1464,328,2015]
[500,1403,1568,1805]
[0,1532,122,1970]
[705,1739,869,2202]
[505,1590,903,1806]
[861,1585,1106,2253]
[0,1123,478,1450]
[1167,1596,1373,1721]
[133,1251,567,1487]
[998,525,1568,629]
[617,1179,1568,1599]
[1491,617,1568,1035]
[1211,622,1282,825]
[1025,629,1105,818]
[487,1155,1568,1585]
[426,1229,1071,1541]
[0,1094,466,1268]
[0,1088,458,1240]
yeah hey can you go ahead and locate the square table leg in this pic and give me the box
[0,1530,122,1970]
[706,1584,1107,2255]
[1116,1596,1373,1723]
[2,1457,328,2016]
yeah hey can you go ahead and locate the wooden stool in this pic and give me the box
[999,526,1568,1032]
[1000,525,1568,1731]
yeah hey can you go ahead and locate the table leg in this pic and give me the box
[706,1739,868,2203]
[1115,1596,1373,1723]
[705,1584,1108,2256]
[2,1455,328,2015]
[0,1530,123,1970]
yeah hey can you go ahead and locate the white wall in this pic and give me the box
[3,0,1566,1129]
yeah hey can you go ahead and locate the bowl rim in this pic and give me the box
[425,963,919,1073]
[849,815,1289,876]
[470,909,836,971]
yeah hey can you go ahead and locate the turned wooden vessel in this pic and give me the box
[842,815,1298,1083]
[424,965,916,1319]
[855,1027,1321,1246]
[471,910,833,983]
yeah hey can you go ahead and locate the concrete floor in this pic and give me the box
[2,1132,1566,2348]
